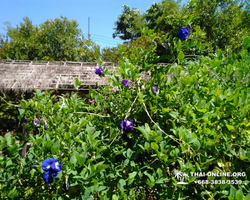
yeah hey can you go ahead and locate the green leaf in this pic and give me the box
[56,171,62,179]
[96,186,107,192]
[205,140,216,147]
[128,172,137,179]
[51,146,59,154]
[233,91,239,106]
[112,194,119,200]
[136,126,150,140]
[245,194,250,200]
[162,108,170,114]
[229,185,237,199]
[169,111,179,120]
[74,78,83,90]
[151,142,159,151]
[144,142,150,151]
[226,124,235,131]
[35,138,43,146]
[18,108,25,115]
[76,154,85,166]
[189,138,201,151]
[117,179,126,192]
[155,136,163,143]
[178,50,185,64]
[70,154,77,165]
[70,124,78,134]
[144,171,155,183]
[126,148,133,159]
[64,132,71,140]
[241,90,247,103]
[8,186,18,198]
[146,179,155,188]
[243,36,250,49]
[95,163,109,174]
[235,189,243,200]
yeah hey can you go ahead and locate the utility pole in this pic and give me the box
[88,17,90,39]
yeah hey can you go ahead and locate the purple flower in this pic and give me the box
[162,42,168,49]
[94,66,104,76]
[121,79,129,86]
[152,86,159,94]
[34,118,40,126]
[178,27,190,40]
[42,158,61,183]
[121,119,133,132]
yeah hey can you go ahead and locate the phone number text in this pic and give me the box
[194,180,242,185]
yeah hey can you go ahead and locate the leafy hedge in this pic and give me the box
[0,30,250,199]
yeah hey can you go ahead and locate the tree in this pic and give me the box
[101,46,121,64]
[0,16,99,61]
[186,0,249,53]
[113,0,250,56]
[144,2,164,30]
[113,5,147,40]
[148,0,182,33]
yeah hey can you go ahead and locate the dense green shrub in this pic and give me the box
[1,26,250,199]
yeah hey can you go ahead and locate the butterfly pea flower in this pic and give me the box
[121,79,129,86]
[94,66,104,76]
[121,119,133,132]
[152,86,159,94]
[34,118,40,126]
[42,158,61,183]
[178,27,190,40]
[42,171,53,184]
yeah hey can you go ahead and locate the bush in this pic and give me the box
[0,29,250,199]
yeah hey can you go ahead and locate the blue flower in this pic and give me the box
[121,119,133,132]
[42,171,53,184]
[121,79,129,86]
[34,118,40,126]
[152,86,159,94]
[42,158,61,183]
[94,66,104,76]
[178,28,190,40]
[51,161,61,173]
[42,158,57,172]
